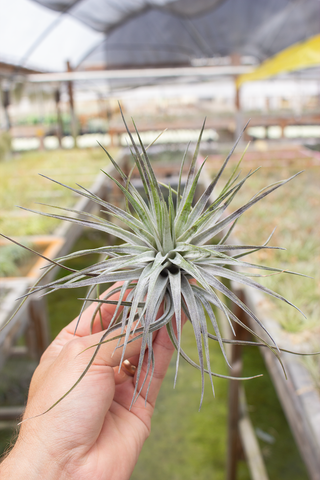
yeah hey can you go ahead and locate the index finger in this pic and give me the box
[65,282,129,337]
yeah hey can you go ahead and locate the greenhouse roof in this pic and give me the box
[0,0,319,73]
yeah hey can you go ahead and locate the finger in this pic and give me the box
[29,323,144,416]
[127,312,188,409]
[114,360,137,385]
[65,282,129,337]
[41,282,128,363]
[113,366,132,385]
[134,324,175,407]
[65,321,143,372]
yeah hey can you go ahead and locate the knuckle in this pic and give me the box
[61,337,87,359]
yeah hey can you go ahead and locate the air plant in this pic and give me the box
[0,113,314,410]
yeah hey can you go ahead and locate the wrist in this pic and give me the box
[0,441,68,480]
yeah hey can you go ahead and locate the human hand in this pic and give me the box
[0,283,181,480]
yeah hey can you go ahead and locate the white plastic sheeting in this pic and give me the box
[0,0,104,71]
[0,0,319,72]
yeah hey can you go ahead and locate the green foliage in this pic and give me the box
[214,158,319,335]
[132,341,309,480]
[242,347,309,479]
[0,243,31,277]
[0,147,115,236]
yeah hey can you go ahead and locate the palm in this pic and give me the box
[71,377,153,479]
[20,296,174,480]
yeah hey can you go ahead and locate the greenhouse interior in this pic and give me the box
[0,1,320,479]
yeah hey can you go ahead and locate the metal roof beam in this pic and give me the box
[26,65,253,83]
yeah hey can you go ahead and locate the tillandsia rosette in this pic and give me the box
[1,112,318,411]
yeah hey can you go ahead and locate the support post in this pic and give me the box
[226,286,247,480]
[66,61,78,148]
[238,388,269,480]
[1,79,11,131]
[279,119,286,139]
[54,86,63,148]
[226,359,243,480]
[25,295,50,360]
[225,285,269,480]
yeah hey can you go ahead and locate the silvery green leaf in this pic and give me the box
[193,288,230,368]
[181,275,205,408]
[195,296,215,397]
[192,172,302,245]
[166,320,262,382]
[168,270,182,387]
[175,157,207,236]
[176,142,190,211]
[204,265,306,318]
[177,120,205,215]
[118,263,154,366]
[19,206,153,248]
[161,200,174,253]
[198,267,279,351]
[191,285,283,360]
[180,169,258,243]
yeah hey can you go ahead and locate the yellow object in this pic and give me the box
[237,34,320,88]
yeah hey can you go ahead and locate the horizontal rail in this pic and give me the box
[27,66,253,83]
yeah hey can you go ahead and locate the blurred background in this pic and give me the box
[0,1,319,479]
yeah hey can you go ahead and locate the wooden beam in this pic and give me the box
[239,387,269,480]
[25,295,50,360]
[226,286,249,480]
[0,406,24,421]
[226,359,243,480]
[244,287,320,480]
